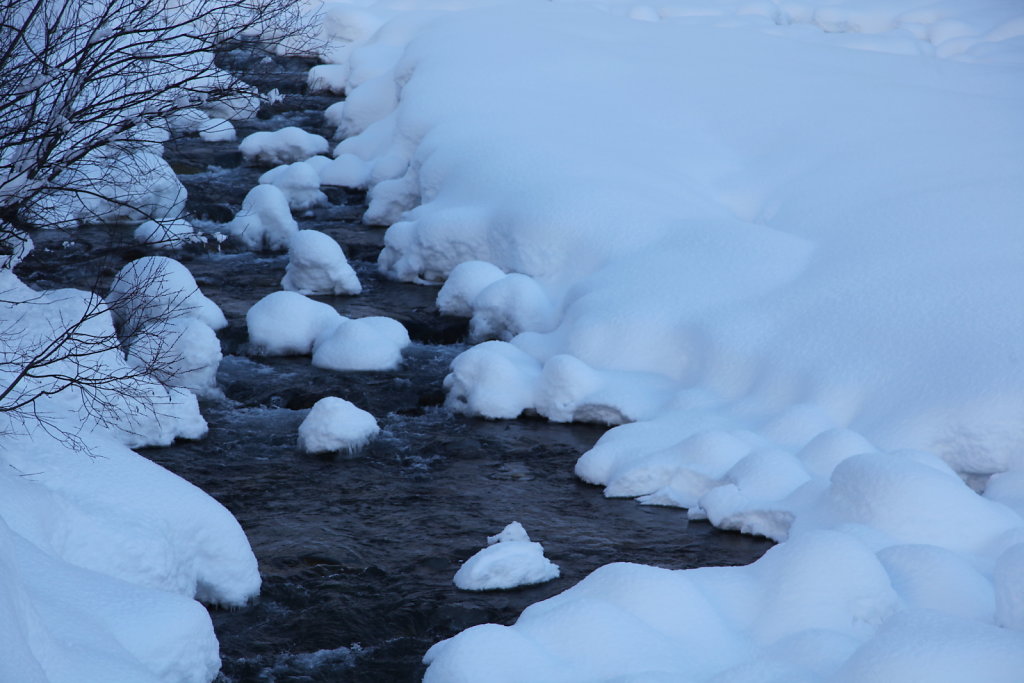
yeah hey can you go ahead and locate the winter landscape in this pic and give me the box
[2,0,1023,681]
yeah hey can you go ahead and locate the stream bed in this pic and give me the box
[16,49,772,682]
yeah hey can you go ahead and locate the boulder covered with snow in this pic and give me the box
[298,396,379,454]
[454,522,560,591]
[133,218,197,249]
[239,127,329,165]
[311,316,409,371]
[246,290,342,356]
[259,161,328,211]
[227,184,298,251]
[282,229,361,296]
[197,117,236,142]
[107,256,227,333]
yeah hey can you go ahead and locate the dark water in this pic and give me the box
[16,50,772,682]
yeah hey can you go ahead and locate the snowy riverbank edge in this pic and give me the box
[309,1,1024,680]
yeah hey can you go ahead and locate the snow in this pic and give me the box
[308,64,350,94]
[453,522,559,591]
[306,0,1024,680]
[107,256,228,333]
[311,315,410,371]
[247,290,342,356]
[435,259,505,317]
[197,117,236,142]
[259,161,328,211]
[297,396,380,454]
[239,127,329,166]
[134,218,197,249]
[282,229,362,295]
[1,267,259,681]
[227,184,299,251]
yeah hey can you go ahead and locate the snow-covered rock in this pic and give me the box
[453,522,559,591]
[247,290,342,356]
[259,161,328,211]
[239,127,329,165]
[311,316,409,371]
[107,256,227,333]
[227,184,298,251]
[297,396,379,454]
[197,117,236,142]
[133,218,197,249]
[282,229,361,296]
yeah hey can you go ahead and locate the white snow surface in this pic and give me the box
[259,161,328,211]
[310,0,1024,680]
[0,270,259,682]
[453,522,560,591]
[297,396,380,453]
[312,315,410,371]
[246,290,343,356]
[227,184,299,251]
[282,229,362,296]
[239,127,329,165]
[133,218,197,249]
[197,117,236,142]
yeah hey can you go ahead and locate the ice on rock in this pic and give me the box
[454,522,559,591]
[197,117,236,142]
[133,218,196,249]
[282,229,361,296]
[311,316,409,371]
[298,397,379,454]
[436,260,506,317]
[259,161,328,211]
[227,184,298,251]
[239,127,329,165]
[247,290,342,356]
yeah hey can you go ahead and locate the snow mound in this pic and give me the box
[197,117,236,142]
[246,290,342,356]
[259,161,328,211]
[453,522,559,591]
[308,64,349,94]
[319,153,370,188]
[107,256,227,333]
[133,218,197,249]
[297,396,379,454]
[282,229,361,296]
[436,260,505,317]
[239,127,329,165]
[312,316,410,371]
[227,184,298,251]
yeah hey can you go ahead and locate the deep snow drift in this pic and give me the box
[0,267,260,682]
[308,0,1024,680]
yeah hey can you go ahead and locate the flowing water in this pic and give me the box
[16,49,772,682]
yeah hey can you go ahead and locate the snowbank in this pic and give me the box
[298,396,380,453]
[0,269,260,682]
[454,522,560,591]
[134,218,197,249]
[259,161,328,211]
[312,0,1024,680]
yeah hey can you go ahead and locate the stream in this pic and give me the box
[16,48,772,682]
